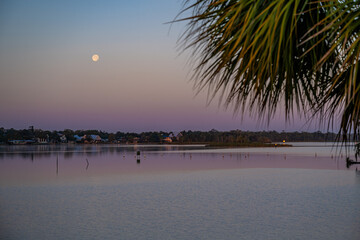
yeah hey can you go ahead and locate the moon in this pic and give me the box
[92,54,99,62]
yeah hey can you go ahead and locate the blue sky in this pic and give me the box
[0,0,333,132]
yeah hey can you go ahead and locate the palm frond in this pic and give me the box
[303,0,360,141]
[175,0,360,141]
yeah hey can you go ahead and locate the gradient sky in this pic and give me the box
[0,0,333,133]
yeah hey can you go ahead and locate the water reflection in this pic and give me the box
[0,144,358,186]
[0,144,206,160]
[1,144,359,240]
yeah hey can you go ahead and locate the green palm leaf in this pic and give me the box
[176,0,360,141]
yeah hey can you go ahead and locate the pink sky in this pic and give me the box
[0,0,336,133]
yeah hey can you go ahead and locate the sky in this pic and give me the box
[0,0,335,133]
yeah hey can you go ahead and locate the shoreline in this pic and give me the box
[1,142,294,148]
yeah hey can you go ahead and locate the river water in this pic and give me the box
[0,143,359,239]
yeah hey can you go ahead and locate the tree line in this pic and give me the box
[178,130,337,144]
[0,127,338,144]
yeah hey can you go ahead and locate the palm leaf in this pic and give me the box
[175,0,360,141]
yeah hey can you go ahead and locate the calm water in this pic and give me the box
[0,143,359,240]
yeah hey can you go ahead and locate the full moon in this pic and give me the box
[92,54,99,62]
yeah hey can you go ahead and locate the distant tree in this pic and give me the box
[148,132,161,143]
[115,131,125,139]
[34,130,47,139]
[108,133,115,143]
[5,128,23,141]
[20,129,34,140]
[99,131,108,139]
[49,131,60,143]
[63,129,75,141]
[85,135,93,143]
[0,128,5,142]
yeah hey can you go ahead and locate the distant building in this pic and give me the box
[73,134,103,143]
[90,135,101,142]
[116,137,126,143]
[37,138,48,144]
[57,133,67,143]
[176,133,183,141]
[74,135,84,142]
[163,136,172,143]
[37,134,49,144]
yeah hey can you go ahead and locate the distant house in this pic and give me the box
[73,134,103,144]
[176,132,183,141]
[60,135,67,143]
[37,134,49,144]
[163,136,172,143]
[74,135,84,142]
[90,135,101,142]
[57,133,67,143]
[116,137,126,143]
[37,138,48,144]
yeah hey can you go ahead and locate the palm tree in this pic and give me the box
[175,0,360,142]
